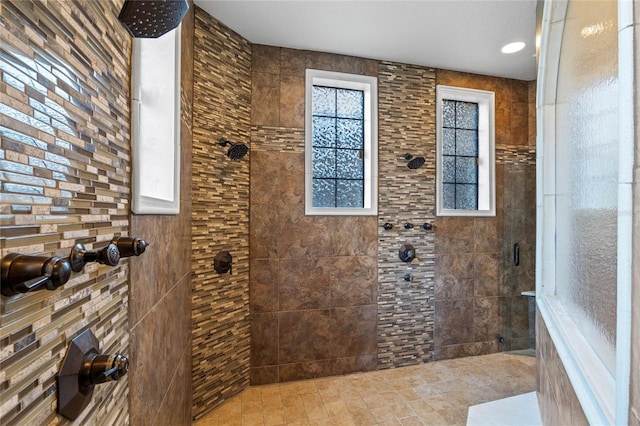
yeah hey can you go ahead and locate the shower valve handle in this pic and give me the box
[69,243,120,272]
[111,237,149,257]
[81,353,129,386]
[399,244,416,262]
[1,254,72,296]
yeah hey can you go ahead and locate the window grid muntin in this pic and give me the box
[312,85,365,208]
[441,99,479,210]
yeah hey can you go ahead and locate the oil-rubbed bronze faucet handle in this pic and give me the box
[111,237,149,257]
[1,253,72,297]
[81,353,129,386]
[69,243,120,273]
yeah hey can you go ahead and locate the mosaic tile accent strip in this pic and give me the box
[192,7,252,420]
[496,145,536,165]
[0,1,131,424]
[250,126,304,153]
[376,61,437,369]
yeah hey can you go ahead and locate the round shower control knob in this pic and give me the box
[111,237,149,257]
[69,243,121,272]
[81,353,129,386]
[399,244,416,262]
[100,244,120,266]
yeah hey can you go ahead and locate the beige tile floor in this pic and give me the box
[194,353,536,426]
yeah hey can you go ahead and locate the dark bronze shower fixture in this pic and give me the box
[219,138,249,160]
[1,253,71,296]
[58,329,129,420]
[404,153,425,169]
[399,244,416,263]
[1,236,149,296]
[118,0,189,38]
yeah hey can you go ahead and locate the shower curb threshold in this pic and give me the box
[466,391,541,426]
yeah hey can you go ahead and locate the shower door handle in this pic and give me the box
[513,243,520,266]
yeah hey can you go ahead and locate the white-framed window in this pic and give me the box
[305,69,378,216]
[435,85,495,217]
[131,26,181,214]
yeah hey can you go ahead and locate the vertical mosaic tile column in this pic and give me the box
[376,62,437,369]
[191,7,252,420]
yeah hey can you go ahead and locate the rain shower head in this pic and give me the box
[404,153,425,169]
[219,138,249,160]
[118,0,189,38]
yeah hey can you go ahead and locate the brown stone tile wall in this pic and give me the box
[536,311,589,425]
[376,61,437,368]
[1,0,130,424]
[193,12,537,413]
[128,3,194,426]
[191,7,252,420]
[433,70,536,359]
[249,45,379,384]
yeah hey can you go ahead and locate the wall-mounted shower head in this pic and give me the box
[404,153,425,169]
[219,138,249,160]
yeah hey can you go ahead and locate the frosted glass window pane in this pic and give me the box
[442,156,455,183]
[456,130,478,156]
[455,184,477,210]
[456,101,478,129]
[442,100,455,127]
[313,179,335,207]
[336,89,363,119]
[306,70,376,215]
[336,150,363,179]
[443,184,455,209]
[336,119,363,149]
[313,117,335,147]
[443,129,455,155]
[336,179,363,208]
[440,98,480,211]
[554,0,618,374]
[455,157,477,184]
[312,148,335,178]
[312,86,335,116]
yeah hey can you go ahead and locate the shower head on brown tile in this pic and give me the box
[118,0,189,38]
[404,153,425,169]
[219,138,249,161]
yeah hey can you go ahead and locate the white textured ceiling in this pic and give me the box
[194,0,537,81]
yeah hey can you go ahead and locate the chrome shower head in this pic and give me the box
[404,153,425,169]
[219,138,249,160]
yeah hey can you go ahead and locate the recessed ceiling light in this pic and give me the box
[501,42,526,54]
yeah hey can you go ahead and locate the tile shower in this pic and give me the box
[192,6,536,420]
[0,2,536,424]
